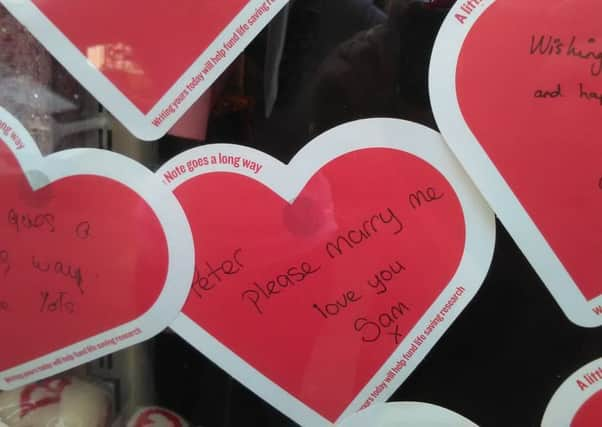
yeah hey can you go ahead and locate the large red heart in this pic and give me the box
[430,0,602,326]
[0,108,193,388]
[30,0,248,113]
[161,119,494,424]
[2,0,287,139]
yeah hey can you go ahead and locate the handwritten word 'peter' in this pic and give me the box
[191,249,244,299]
[367,260,406,295]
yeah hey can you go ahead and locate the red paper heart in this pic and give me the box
[31,0,248,113]
[19,377,71,417]
[456,0,602,302]
[0,141,168,371]
[174,148,465,421]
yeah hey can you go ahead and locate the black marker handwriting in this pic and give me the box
[40,291,75,314]
[529,34,602,77]
[191,249,243,299]
[354,301,410,344]
[409,187,444,210]
[0,250,9,277]
[8,209,55,233]
[241,261,321,315]
[32,256,84,294]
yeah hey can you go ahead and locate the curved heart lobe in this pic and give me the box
[0,141,168,371]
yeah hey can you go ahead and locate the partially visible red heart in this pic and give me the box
[133,408,185,427]
[0,140,168,371]
[174,148,466,421]
[573,391,602,427]
[31,0,248,113]
[456,0,602,301]
[19,377,71,417]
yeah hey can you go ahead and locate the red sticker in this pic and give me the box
[430,0,602,326]
[159,119,495,425]
[19,377,71,418]
[1,0,288,140]
[130,407,187,427]
[542,358,602,426]
[0,108,194,389]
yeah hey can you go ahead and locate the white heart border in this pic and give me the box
[429,0,602,327]
[158,118,495,425]
[0,106,194,389]
[338,401,478,426]
[0,0,288,141]
[541,357,602,426]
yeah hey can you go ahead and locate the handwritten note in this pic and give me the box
[430,0,602,326]
[173,145,468,422]
[3,209,93,303]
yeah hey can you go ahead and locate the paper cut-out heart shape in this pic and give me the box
[129,407,188,427]
[0,0,288,140]
[542,357,602,427]
[430,0,602,326]
[0,107,193,389]
[338,402,478,427]
[158,119,495,425]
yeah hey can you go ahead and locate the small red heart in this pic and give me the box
[133,407,184,427]
[31,0,249,113]
[456,0,602,302]
[19,377,71,418]
[0,140,168,372]
[173,146,466,421]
